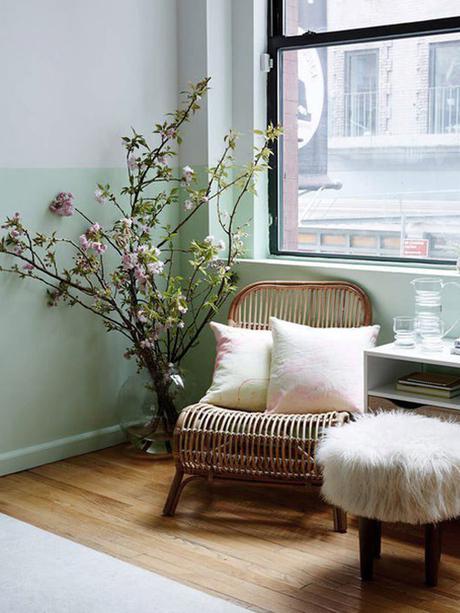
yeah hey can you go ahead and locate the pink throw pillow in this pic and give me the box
[266,317,380,414]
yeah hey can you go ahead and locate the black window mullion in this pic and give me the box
[268,16,460,54]
[268,0,283,38]
[267,0,283,254]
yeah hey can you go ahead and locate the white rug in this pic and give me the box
[0,513,248,613]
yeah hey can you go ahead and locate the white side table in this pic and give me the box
[364,340,460,417]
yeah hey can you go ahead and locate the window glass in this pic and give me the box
[429,42,460,133]
[278,32,460,260]
[345,50,378,136]
[284,0,459,36]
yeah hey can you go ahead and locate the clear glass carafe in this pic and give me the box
[411,278,460,352]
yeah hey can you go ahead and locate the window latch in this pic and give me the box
[260,53,273,73]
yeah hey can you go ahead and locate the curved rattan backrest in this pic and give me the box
[228,280,372,330]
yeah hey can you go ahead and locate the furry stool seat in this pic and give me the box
[317,411,460,586]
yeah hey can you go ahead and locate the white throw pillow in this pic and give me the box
[267,317,380,414]
[201,322,272,411]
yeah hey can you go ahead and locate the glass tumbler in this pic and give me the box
[393,316,416,348]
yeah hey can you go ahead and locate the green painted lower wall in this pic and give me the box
[0,168,178,472]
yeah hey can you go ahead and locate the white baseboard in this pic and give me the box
[0,425,126,476]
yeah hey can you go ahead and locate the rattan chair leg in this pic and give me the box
[162,468,184,516]
[332,507,347,533]
[163,471,205,517]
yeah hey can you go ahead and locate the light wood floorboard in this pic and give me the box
[1,445,460,612]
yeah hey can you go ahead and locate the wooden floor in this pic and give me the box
[1,446,460,613]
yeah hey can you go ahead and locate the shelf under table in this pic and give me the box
[369,383,460,411]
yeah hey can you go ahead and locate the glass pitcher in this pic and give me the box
[411,277,460,351]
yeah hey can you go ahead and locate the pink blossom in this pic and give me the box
[9,229,20,239]
[139,338,155,349]
[23,263,34,271]
[184,199,194,211]
[92,242,107,255]
[161,128,176,139]
[182,165,194,184]
[127,154,138,171]
[94,188,108,204]
[134,266,147,284]
[12,212,20,221]
[201,196,209,204]
[13,246,23,256]
[120,217,133,228]
[204,235,225,251]
[79,234,90,251]
[49,192,75,217]
[122,252,138,271]
[147,260,164,275]
[157,156,167,166]
[178,304,188,314]
[88,222,101,236]
[137,310,148,323]
[47,290,61,307]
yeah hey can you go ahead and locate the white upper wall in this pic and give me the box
[0,0,178,168]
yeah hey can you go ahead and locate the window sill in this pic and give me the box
[238,256,460,278]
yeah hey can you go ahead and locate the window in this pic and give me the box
[429,41,460,134]
[344,50,378,136]
[268,1,460,263]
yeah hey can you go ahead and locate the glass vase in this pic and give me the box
[116,367,187,457]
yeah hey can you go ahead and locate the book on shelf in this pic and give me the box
[396,371,460,399]
[395,382,460,399]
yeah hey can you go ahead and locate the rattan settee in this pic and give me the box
[163,280,372,532]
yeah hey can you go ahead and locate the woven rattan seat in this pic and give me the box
[163,280,372,532]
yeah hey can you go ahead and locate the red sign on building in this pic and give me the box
[403,239,429,257]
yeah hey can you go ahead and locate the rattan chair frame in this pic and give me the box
[163,280,372,532]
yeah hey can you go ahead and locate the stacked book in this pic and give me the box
[396,371,460,399]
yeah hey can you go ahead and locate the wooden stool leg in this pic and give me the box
[162,467,184,517]
[332,507,347,533]
[359,517,379,581]
[374,520,381,559]
[425,523,442,587]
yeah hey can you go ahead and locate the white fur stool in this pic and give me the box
[318,411,460,586]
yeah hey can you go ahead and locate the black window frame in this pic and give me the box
[267,1,460,264]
